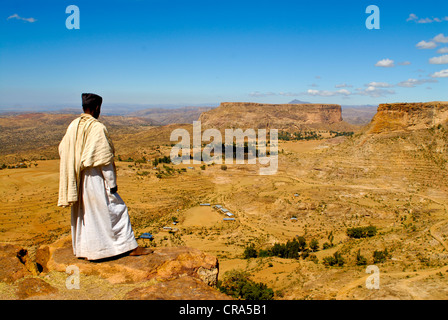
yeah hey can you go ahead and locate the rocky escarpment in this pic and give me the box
[198,102,343,129]
[367,101,448,134]
[0,236,230,300]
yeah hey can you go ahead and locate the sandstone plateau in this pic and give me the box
[367,101,448,134]
[198,102,343,129]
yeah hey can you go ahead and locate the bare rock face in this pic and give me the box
[367,101,448,134]
[125,276,232,300]
[15,278,58,300]
[35,235,219,286]
[0,244,35,283]
[198,102,342,129]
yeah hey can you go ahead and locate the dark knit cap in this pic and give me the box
[82,93,103,109]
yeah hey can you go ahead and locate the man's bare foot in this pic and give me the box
[128,246,153,256]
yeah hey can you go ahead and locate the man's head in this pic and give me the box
[82,93,103,119]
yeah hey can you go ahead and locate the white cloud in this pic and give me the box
[406,13,418,22]
[433,33,448,43]
[418,18,433,23]
[249,91,276,98]
[375,58,395,68]
[416,40,437,49]
[407,14,448,24]
[7,13,36,23]
[365,82,394,88]
[396,78,438,88]
[430,69,448,78]
[334,83,353,88]
[398,61,411,66]
[279,92,300,97]
[429,54,448,64]
[305,89,351,97]
[437,47,448,54]
[356,87,395,98]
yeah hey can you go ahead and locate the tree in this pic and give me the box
[218,270,274,300]
[310,239,319,252]
[243,244,258,259]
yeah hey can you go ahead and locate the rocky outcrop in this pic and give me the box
[15,278,58,300]
[0,244,36,283]
[0,236,228,300]
[198,102,342,129]
[125,276,232,300]
[35,235,219,285]
[367,101,448,134]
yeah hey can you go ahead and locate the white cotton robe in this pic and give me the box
[71,162,138,260]
[58,113,138,260]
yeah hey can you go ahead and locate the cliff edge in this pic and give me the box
[0,236,230,300]
[198,102,343,129]
[367,101,448,134]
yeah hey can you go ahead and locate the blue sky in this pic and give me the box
[0,0,447,112]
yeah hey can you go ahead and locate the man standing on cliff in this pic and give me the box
[58,93,151,260]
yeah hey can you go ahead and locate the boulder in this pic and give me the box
[0,244,34,283]
[15,278,58,300]
[36,235,219,286]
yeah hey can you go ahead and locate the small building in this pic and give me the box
[214,205,223,209]
[187,166,194,169]
[290,217,298,221]
[162,226,172,231]
[225,212,234,217]
[200,203,211,206]
[294,194,299,197]
[139,232,153,240]
[223,218,236,221]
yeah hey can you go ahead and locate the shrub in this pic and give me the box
[373,248,390,264]
[218,270,274,300]
[308,254,319,264]
[221,165,228,171]
[356,249,368,266]
[322,242,333,250]
[323,251,345,267]
[310,239,319,252]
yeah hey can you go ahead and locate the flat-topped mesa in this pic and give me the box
[367,101,448,134]
[198,102,342,129]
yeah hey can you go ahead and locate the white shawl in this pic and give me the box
[58,113,115,207]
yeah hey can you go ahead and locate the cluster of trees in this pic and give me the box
[217,270,274,300]
[346,226,377,239]
[329,131,354,137]
[278,131,322,141]
[0,163,30,169]
[152,155,171,166]
[243,237,320,260]
[323,248,390,268]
